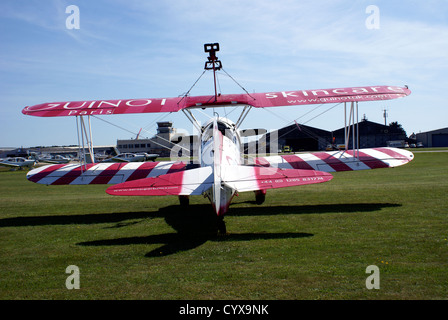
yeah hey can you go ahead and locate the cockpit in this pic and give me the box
[202,118,237,142]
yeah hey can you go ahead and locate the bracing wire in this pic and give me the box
[91,115,138,137]
[221,68,257,101]
[177,70,207,106]
[261,102,342,148]
[90,114,190,153]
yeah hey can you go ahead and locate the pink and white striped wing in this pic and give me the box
[22,86,410,117]
[106,167,213,196]
[253,147,413,172]
[221,165,333,192]
[26,161,187,185]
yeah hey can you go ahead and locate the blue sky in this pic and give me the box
[1,0,447,148]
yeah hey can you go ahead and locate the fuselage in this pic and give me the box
[200,117,242,216]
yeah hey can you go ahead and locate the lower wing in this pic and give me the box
[0,163,20,168]
[252,147,414,172]
[26,161,189,185]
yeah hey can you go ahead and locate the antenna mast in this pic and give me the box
[204,43,222,102]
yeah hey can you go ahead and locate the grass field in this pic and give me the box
[0,150,447,300]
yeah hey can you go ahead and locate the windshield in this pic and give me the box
[202,120,236,142]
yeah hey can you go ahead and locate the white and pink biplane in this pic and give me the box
[23,43,413,233]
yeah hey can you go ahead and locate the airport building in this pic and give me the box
[0,148,29,158]
[416,127,448,147]
[258,118,408,152]
[9,120,445,161]
[260,123,331,153]
[117,122,186,157]
[331,119,407,150]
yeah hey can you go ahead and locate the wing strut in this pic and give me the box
[235,105,252,129]
[344,101,360,159]
[76,115,95,169]
[182,109,202,133]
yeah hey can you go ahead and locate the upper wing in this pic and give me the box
[22,97,184,117]
[22,86,410,117]
[249,85,410,108]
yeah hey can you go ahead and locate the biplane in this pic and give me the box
[23,43,413,233]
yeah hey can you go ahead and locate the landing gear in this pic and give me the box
[179,195,190,206]
[217,217,227,235]
[254,190,266,205]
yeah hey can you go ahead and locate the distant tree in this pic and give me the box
[389,121,406,136]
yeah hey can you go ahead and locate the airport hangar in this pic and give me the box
[416,127,448,148]
[258,118,408,153]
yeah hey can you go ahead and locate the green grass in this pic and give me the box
[1,151,447,300]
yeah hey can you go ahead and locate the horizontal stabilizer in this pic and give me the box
[106,167,213,196]
[222,166,333,192]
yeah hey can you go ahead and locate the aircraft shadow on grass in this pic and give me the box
[76,205,315,257]
[0,202,401,257]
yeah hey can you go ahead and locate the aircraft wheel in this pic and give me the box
[217,218,227,235]
[179,195,189,206]
[255,190,266,205]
